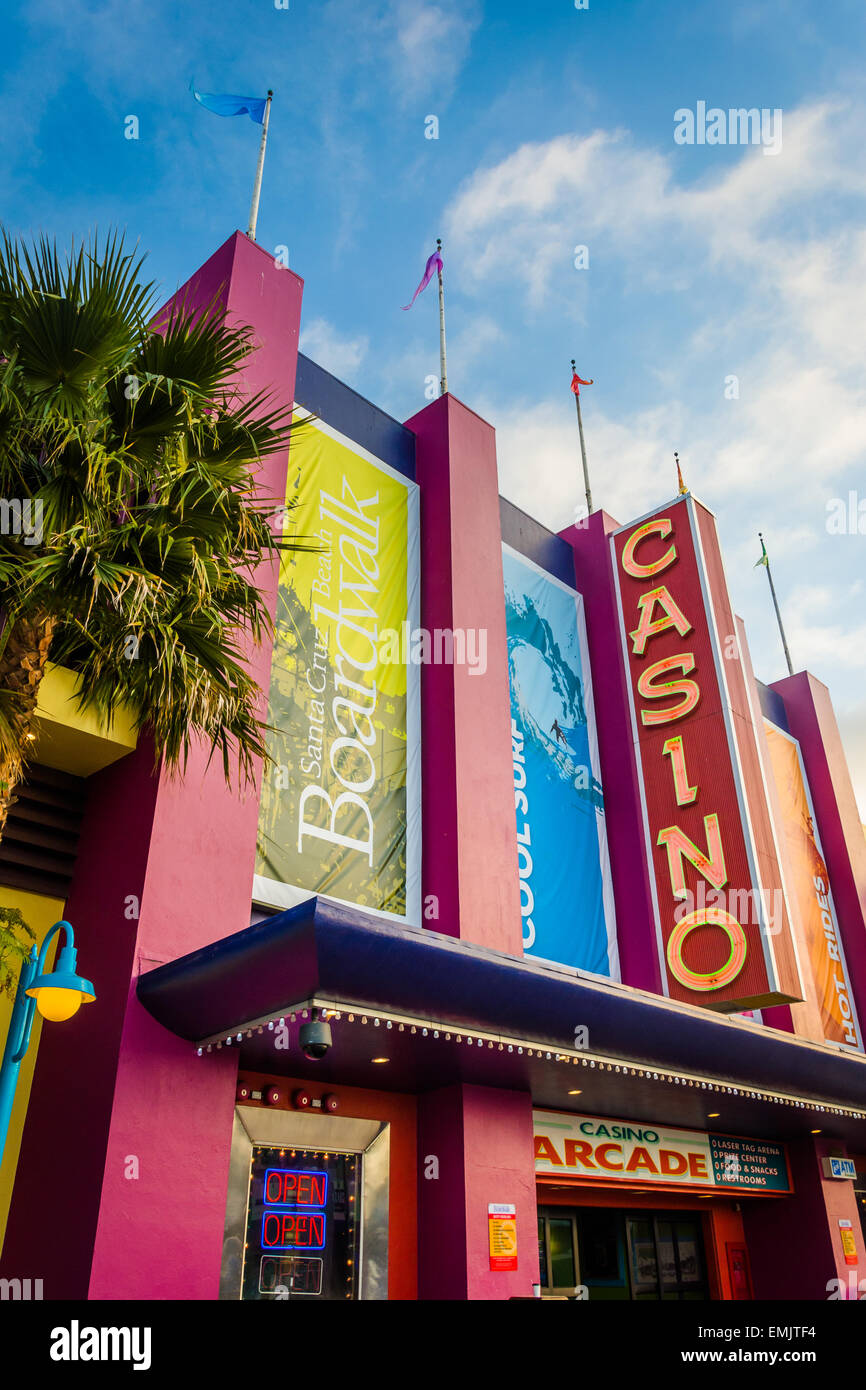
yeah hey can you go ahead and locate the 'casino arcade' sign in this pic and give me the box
[534,1111,792,1194]
[611,495,803,1010]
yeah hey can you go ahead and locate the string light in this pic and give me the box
[197,999,865,1121]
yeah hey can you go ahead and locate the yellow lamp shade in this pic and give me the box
[30,986,87,1022]
[25,942,95,1022]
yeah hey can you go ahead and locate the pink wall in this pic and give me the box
[0,742,158,1293]
[559,512,661,991]
[1,233,304,1299]
[87,234,304,1298]
[406,395,523,956]
[417,1085,468,1299]
[743,1136,863,1298]
[462,1086,539,1299]
[89,986,237,1299]
[417,1084,538,1300]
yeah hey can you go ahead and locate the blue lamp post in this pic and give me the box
[0,919,95,1165]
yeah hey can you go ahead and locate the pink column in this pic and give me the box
[87,235,304,1300]
[558,512,661,991]
[0,234,303,1299]
[417,1085,539,1300]
[771,672,866,1026]
[743,1136,864,1298]
[405,396,523,955]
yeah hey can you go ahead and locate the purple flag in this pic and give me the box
[401,250,443,310]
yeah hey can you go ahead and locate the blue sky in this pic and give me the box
[3,0,866,812]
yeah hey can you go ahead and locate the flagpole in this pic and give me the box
[437,238,447,396]
[759,532,794,676]
[247,90,273,242]
[571,359,592,515]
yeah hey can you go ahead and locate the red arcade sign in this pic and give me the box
[611,495,802,1010]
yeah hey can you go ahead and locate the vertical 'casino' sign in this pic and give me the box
[612,495,801,1010]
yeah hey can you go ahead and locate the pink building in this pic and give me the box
[1,231,865,1302]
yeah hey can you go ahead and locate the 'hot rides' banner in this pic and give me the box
[764,722,862,1052]
[254,417,420,922]
[503,545,618,976]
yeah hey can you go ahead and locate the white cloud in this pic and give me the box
[483,394,677,532]
[837,701,866,821]
[441,100,866,811]
[391,0,482,103]
[445,98,866,529]
[299,318,368,381]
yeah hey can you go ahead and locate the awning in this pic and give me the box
[137,897,866,1144]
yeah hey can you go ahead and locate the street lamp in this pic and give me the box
[0,919,95,1164]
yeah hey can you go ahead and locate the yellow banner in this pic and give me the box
[255,418,420,920]
[764,722,861,1050]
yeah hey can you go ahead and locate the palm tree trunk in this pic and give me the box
[0,610,56,841]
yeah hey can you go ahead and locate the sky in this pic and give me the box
[2,0,865,814]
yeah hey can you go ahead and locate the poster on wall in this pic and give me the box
[503,544,619,977]
[254,415,421,923]
[764,721,862,1052]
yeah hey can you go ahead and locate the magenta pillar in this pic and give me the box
[743,1136,864,1298]
[0,234,303,1299]
[405,395,523,956]
[771,672,866,1028]
[558,511,661,992]
[417,1084,539,1300]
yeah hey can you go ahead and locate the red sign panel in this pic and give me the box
[611,496,800,1009]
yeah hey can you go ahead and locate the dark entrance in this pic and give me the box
[242,1146,361,1300]
[538,1205,709,1300]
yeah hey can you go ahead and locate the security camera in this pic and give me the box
[299,1008,332,1061]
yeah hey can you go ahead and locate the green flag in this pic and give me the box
[755,536,769,568]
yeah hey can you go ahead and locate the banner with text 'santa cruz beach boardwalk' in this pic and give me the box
[504,544,619,977]
[254,416,420,923]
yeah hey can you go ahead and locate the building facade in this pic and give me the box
[1,231,865,1301]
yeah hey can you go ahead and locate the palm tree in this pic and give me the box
[0,231,308,839]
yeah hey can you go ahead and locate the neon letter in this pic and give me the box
[629,586,692,656]
[662,734,698,804]
[666,908,748,992]
[622,518,677,578]
[657,813,728,899]
[638,654,700,725]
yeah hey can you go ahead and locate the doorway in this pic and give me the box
[220,1105,390,1300]
[625,1214,707,1300]
[538,1205,710,1300]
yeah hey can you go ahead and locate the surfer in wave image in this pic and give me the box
[507,587,604,811]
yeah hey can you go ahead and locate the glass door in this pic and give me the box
[625,1214,707,1300]
[537,1209,580,1296]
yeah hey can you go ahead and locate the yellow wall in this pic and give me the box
[0,887,64,1254]
[34,662,137,776]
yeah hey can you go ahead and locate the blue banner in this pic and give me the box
[503,545,618,976]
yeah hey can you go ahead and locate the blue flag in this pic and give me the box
[191,86,268,124]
